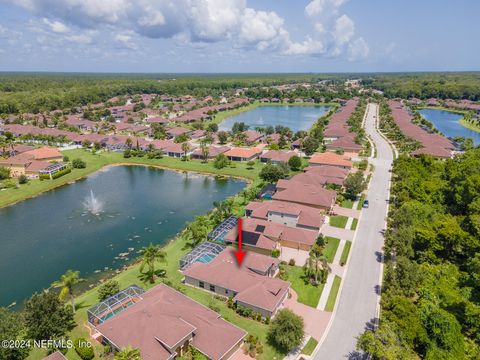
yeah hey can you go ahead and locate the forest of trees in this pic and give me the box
[0,73,340,115]
[357,149,480,359]
[363,72,480,100]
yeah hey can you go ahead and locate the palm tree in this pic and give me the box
[51,270,83,312]
[181,142,190,160]
[182,215,211,248]
[303,253,330,286]
[114,346,142,360]
[200,143,209,163]
[139,244,166,283]
[125,137,133,149]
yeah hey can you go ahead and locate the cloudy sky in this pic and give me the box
[0,0,478,73]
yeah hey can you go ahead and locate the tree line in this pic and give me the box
[357,149,480,359]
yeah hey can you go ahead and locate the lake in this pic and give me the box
[419,108,480,145]
[0,166,245,307]
[219,105,331,132]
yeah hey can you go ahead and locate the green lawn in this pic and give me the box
[323,237,340,263]
[301,337,318,355]
[340,241,352,266]
[284,265,324,308]
[0,148,263,208]
[324,276,342,312]
[340,198,354,209]
[329,215,348,229]
[350,218,358,230]
[356,194,366,210]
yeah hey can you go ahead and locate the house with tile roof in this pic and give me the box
[92,284,246,360]
[183,249,289,318]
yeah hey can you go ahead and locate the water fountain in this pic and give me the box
[83,190,104,215]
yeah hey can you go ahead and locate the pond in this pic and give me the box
[419,108,480,145]
[0,165,245,307]
[219,105,331,132]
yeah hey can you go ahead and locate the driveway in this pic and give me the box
[280,247,310,266]
[314,103,393,359]
[320,224,355,241]
[332,205,360,219]
[285,290,332,341]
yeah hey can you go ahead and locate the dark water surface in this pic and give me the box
[219,105,331,132]
[419,108,480,145]
[0,166,245,306]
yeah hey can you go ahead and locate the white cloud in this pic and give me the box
[42,18,69,33]
[285,37,325,55]
[66,33,93,44]
[348,37,369,60]
[7,0,369,62]
[334,14,354,45]
[305,0,346,18]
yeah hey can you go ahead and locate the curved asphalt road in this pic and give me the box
[314,103,393,359]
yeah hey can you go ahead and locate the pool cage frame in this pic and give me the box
[179,241,225,270]
[87,285,145,326]
[207,216,238,242]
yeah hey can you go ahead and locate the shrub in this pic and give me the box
[18,174,28,184]
[0,166,10,180]
[98,280,120,301]
[259,163,288,182]
[208,302,220,312]
[268,309,305,351]
[72,158,86,169]
[288,155,302,171]
[271,249,280,258]
[74,338,94,360]
[213,154,229,169]
[288,258,296,266]
[123,149,131,158]
[358,159,368,171]
[63,155,70,162]
[51,168,71,179]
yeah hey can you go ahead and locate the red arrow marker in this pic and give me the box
[234,218,246,265]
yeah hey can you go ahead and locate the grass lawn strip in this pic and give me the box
[339,241,352,266]
[323,237,340,263]
[324,275,342,312]
[350,218,358,230]
[301,337,318,355]
[356,194,366,210]
[329,215,348,229]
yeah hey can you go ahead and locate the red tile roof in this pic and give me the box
[309,152,353,168]
[96,284,246,360]
[183,249,289,313]
[273,180,336,209]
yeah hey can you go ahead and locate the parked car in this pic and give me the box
[363,200,369,208]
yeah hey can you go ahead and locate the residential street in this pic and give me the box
[313,103,394,359]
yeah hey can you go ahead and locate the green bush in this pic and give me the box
[51,167,71,179]
[0,166,10,180]
[74,338,94,360]
[213,154,229,169]
[268,309,305,352]
[271,249,280,258]
[72,158,86,168]
[97,280,120,301]
[18,174,28,184]
[288,155,302,170]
